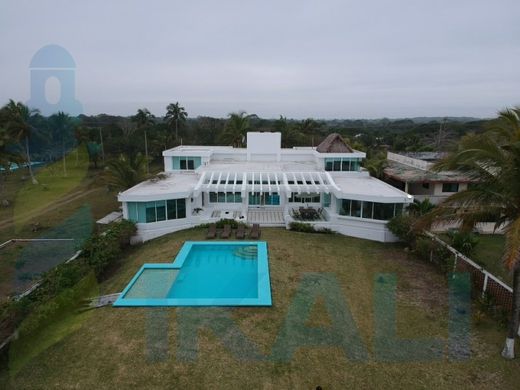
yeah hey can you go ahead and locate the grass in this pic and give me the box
[2,228,520,389]
[0,151,120,301]
[471,235,510,285]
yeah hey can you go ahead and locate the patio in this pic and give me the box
[290,207,327,221]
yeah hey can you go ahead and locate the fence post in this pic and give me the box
[452,253,458,275]
[482,273,489,298]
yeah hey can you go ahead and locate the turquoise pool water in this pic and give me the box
[113,241,271,306]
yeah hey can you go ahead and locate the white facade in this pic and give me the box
[118,132,413,242]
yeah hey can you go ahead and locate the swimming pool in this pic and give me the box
[113,241,271,306]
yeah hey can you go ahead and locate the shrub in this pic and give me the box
[215,219,247,229]
[387,214,417,244]
[446,230,479,257]
[81,220,136,278]
[289,222,316,233]
[415,237,435,260]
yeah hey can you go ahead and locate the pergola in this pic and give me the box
[193,171,340,197]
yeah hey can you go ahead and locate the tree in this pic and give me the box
[105,153,147,190]
[0,126,22,203]
[4,100,39,184]
[165,102,188,140]
[275,116,303,147]
[407,198,435,217]
[50,111,72,176]
[221,111,253,147]
[131,108,154,174]
[295,118,322,145]
[364,154,388,179]
[423,107,520,359]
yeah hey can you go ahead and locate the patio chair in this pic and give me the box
[249,223,261,239]
[220,224,232,238]
[235,224,246,239]
[206,223,217,239]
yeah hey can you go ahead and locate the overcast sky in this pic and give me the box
[1,0,519,119]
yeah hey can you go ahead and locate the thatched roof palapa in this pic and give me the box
[316,133,354,153]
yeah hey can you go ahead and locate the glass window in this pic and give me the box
[442,183,459,192]
[395,203,404,216]
[127,202,138,222]
[234,192,242,203]
[145,202,156,223]
[333,159,341,171]
[167,200,177,219]
[351,159,360,171]
[325,159,333,171]
[176,199,186,218]
[209,192,217,203]
[218,192,226,202]
[180,159,187,170]
[249,192,260,205]
[362,201,373,219]
[373,202,394,220]
[338,199,351,215]
[322,193,331,207]
[156,200,166,221]
[349,200,361,217]
[187,159,195,170]
[226,192,234,202]
[341,159,349,171]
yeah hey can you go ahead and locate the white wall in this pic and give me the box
[247,132,281,161]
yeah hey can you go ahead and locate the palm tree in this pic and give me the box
[165,102,188,140]
[364,155,388,179]
[131,108,155,174]
[423,107,520,359]
[0,126,22,203]
[50,111,72,176]
[222,111,253,147]
[407,198,435,216]
[295,118,321,145]
[4,100,39,184]
[275,116,304,147]
[105,153,147,190]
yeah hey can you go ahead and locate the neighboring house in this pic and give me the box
[118,132,413,243]
[384,151,475,205]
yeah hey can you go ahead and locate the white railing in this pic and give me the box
[424,231,512,296]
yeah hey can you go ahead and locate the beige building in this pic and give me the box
[384,152,474,205]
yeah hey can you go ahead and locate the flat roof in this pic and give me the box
[199,161,319,173]
[118,172,199,201]
[384,161,473,183]
[333,174,413,203]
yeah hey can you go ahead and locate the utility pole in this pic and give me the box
[98,127,105,164]
[436,118,447,151]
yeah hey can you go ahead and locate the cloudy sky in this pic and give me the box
[1,0,519,118]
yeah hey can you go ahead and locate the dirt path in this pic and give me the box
[0,187,104,231]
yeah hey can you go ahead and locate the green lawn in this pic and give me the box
[471,235,510,285]
[1,228,519,389]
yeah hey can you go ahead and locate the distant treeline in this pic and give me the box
[0,99,491,172]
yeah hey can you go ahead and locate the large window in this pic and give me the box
[442,183,459,193]
[324,158,361,172]
[288,192,321,203]
[249,192,280,206]
[127,199,186,223]
[172,156,201,170]
[208,192,242,203]
[322,193,331,208]
[337,198,405,221]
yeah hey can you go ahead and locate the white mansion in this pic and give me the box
[118,132,413,242]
